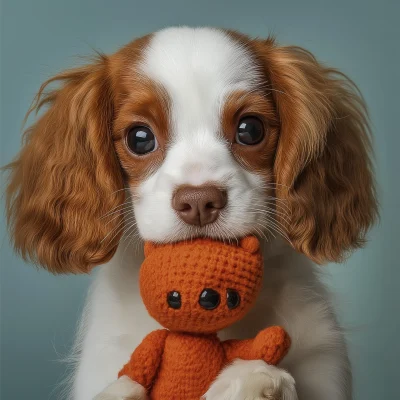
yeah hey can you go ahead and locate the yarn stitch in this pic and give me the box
[118,237,290,400]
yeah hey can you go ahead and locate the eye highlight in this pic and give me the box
[126,126,158,155]
[235,116,265,146]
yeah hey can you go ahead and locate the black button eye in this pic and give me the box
[167,291,181,309]
[126,126,158,155]
[236,117,265,145]
[226,289,240,309]
[199,288,220,310]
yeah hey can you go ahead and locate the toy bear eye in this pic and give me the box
[226,289,240,309]
[167,291,181,309]
[199,288,220,310]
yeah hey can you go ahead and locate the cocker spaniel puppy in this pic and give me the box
[5,27,377,400]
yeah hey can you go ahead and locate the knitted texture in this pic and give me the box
[118,329,169,390]
[119,327,290,400]
[118,237,291,400]
[140,236,263,333]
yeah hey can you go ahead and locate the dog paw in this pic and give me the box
[93,376,146,400]
[203,359,297,400]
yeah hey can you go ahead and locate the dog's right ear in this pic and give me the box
[4,55,125,274]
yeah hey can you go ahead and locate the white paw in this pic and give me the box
[203,359,297,400]
[93,376,147,400]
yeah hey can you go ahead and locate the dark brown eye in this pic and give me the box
[236,117,264,145]
[126,126,157,155]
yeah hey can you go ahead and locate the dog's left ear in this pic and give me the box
[253,39,378,264]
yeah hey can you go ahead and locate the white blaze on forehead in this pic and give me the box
[133,27,267,242]
[139,27,262,140]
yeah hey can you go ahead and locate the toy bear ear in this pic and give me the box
[144,242,158,257]
[239,236,260,254]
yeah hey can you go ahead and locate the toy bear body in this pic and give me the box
[151,332,224,400]
[120,331,224,400]
[117,237,291,400]
[119,328,289,400]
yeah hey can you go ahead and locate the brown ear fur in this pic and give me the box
[4,55,125,273]
[253,40,378,263]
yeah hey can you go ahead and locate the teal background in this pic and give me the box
[1,0,399,399]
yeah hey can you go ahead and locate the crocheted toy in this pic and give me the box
[118,237,290,400]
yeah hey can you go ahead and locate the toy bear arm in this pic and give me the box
[118,329,169,391]
[222,337,252,362]
[222,326,290,365]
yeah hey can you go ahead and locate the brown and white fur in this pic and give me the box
[5,27,377,400]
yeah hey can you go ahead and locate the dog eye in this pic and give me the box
[235,117,264,145]
[126,126,158,155]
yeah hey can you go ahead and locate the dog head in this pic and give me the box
[5,27,377,273]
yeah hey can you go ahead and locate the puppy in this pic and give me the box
[5,27,377,400]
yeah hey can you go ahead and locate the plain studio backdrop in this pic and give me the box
[0,0,399,399]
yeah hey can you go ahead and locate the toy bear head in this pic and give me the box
[140,236,263,334]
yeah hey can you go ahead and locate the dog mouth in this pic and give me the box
[119,184,290,245]
[163,202,291,245]
[118,206,288,248]
[156,213,265,244]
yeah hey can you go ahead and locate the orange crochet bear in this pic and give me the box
[118,237,290,400]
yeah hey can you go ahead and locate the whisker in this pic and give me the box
[122,223,143,258]
[103,208,135,226]
[253,223,273,241]
[99,201,133,219]
[262,217,293,245]
[246,182,291,191]
[109,187,132,196]
[240,200,291,214]
[100,215,136,244]
[248,207,291,225]
[101,204,134,221]
[251,203,291,215]
[255,198,291,212]
[228,201,291,218]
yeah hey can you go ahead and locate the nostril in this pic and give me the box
[181,203,192,212]
[199,288,220,310]
[205,189,227,210]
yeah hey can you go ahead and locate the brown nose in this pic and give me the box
[172,185,227,226]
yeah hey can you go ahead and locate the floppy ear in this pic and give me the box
[4,55,125,273]
[253,40,378,263]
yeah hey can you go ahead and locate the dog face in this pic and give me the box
[5,27,377,273]
[113,28,278,243]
